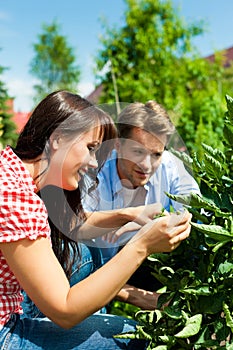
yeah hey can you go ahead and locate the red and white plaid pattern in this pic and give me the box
[0,146,50,326]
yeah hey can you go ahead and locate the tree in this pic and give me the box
[95,0,225,154]
[0,63,18,149]
[220,51,233,99]
[30,21,81,104]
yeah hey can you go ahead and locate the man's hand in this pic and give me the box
[101,203,164,243]
[115,283,165,310]
[102,222,142,243]
[134,203,163,225]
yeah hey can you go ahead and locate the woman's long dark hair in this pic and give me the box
[14,90,117,278]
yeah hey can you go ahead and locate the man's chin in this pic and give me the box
[134,179,149,187]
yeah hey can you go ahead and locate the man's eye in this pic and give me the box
[133,149,143,155]
[152,153,162,159]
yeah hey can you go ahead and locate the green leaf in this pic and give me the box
[152,346,168,350]
[159,266,175,276]
[195,325,217,347]
[163,306,183,319]
[167,191,232,217]
[204,153,224,179]
[158,335,173,343]
[191,222,232,242]
[175,314,202,338]
[165,192,213,209]
[222,175,233,185]
[218,261,233,275]
[137,326,153,340]
[202,143,226,163]
[223,119,233,146]
[188,207,209,223]
[226,95,233,120]
[170,148,194,171]
[196,294,224,314]
[223,302,233,332]
[114,331,136,339]
[135,309,163,325]
[212,240,230,253]
[182,285,211,296]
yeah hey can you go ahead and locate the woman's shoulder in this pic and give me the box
[0,146,36,192]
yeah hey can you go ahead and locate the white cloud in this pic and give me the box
[77,81,95,98]
[5,79,34,112]
[4,77,95,111]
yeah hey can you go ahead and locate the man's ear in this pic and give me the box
[115,138,121,152]
[50,133,61,150]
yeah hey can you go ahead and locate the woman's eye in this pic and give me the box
[88,146,95,153]
[88,144,99,153]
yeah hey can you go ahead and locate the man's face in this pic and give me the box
[116,127,166,188]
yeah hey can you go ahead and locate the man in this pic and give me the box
[81,101,200,309]
[84,100,200,262]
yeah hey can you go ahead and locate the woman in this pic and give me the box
[0,90,191,349]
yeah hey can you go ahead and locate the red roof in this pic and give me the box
[205,46,233,67]
[5,98,31,133]
[12,111,31,133]
[86,84,103,104]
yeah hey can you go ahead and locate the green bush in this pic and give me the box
[117,95,233,349]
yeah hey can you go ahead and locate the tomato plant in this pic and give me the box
[118,95,233,349]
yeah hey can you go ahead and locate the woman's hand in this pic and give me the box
[129,210,192,256]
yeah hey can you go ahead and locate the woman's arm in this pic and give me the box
[1,211,191,329]
[0,236,148,328]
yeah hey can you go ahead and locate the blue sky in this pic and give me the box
[0,0,233,111]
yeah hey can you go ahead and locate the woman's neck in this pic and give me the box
[22,157,48,192]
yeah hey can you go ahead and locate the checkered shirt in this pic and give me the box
[0,146,50,326]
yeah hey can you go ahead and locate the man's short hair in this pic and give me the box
[117,101,175,140]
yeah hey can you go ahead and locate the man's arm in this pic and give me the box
[115,283,162,310]
[76,203,162,240]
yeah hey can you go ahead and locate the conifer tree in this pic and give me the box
[0,65,18,148]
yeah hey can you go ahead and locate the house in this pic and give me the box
[86,84,103,104]
[6,98,31,133]
[205,45,233,67]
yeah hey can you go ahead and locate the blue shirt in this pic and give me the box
[83,149,200,261]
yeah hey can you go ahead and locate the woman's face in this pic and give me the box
[42,126,102,191]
